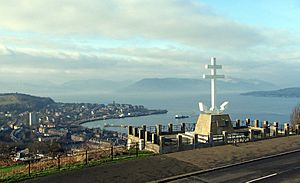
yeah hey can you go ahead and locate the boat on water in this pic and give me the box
[104,123,128,128]
[175,115,189,119]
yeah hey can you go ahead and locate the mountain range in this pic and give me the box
[241,87,300,98]
[122,78,276,93]
[0,78,277,95]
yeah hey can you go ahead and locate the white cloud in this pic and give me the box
[0,44,12,55]
[0,0,268,50]
[0,0,300,86]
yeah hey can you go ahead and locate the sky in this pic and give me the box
[0,0,300,86]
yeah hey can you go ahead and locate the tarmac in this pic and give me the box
[157,149,300,182]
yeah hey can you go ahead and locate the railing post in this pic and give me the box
[209,132,214,146]
[152,133,157,144]
[159,136,165,153]
[249,129,254,141]
[262,128,267,138]
[194,134,198,148]
[295,124,300,135]
[222,131,228,144]
[254,119,259,128]
[128,126,133,135]
[111,145,114,161]
[135,142,138,157]
[145,131,150,142]
[58,155,61,170]
[156,124,162,136]
[85,150,88,165]
[284,123,290,136]
[263,120,269,128]
[142,124,147,144]
[134,127,139,137]
[177,135,182,151]
[168,123,173,134]
[28,160,31,177]
[142,125,146,131]
[139,139,145,150]
[236,119,240,128]
[273,122,278,136]
[138,128,144,139]
[181,123,186,133]
[245,118,251,127]
[132,127,136,136]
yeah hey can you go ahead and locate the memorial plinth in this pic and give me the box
[194,113,234,135]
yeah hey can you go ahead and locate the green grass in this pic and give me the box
[0,150,155,183]
[0,164,25,173]
[0,95,20,105]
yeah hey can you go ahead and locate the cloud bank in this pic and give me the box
[0,0,299,86]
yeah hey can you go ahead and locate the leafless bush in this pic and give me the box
[291,104,300,129]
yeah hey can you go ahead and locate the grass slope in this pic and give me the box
[0,93,55,112]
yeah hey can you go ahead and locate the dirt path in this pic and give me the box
[23,135,300,183]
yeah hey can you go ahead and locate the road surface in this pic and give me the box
[162,151,300,183]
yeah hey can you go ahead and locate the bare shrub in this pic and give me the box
[290,104,300,129]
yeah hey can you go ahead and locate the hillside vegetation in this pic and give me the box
[0,93,55,112]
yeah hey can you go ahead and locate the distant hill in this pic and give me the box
[0,93,55,112]
[61,79,131,92]
[241,87,300,98]
[0,79,132,96]
[0,78,276,96]
[121,78,276,93]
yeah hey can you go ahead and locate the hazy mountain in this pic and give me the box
[0,79,132,95]
[0,78,276,96]
[61,79,131,92]
[0,80,59,95]
[121,78,277,93]
[241,87,300,98]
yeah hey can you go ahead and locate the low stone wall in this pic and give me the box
[144,142,160,153]
[127,119,300,154]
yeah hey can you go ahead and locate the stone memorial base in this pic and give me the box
[194,113,234,135]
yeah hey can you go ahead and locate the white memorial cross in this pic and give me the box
[199,57,228,114]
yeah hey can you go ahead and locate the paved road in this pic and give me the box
[163,151,300,183]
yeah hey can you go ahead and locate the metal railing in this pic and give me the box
[146,126,156,133]
[0,143,146,182]
[185,123,196,132]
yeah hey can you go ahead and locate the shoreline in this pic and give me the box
[77,109,168,125]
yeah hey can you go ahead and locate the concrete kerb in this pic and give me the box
[148,148,300,183]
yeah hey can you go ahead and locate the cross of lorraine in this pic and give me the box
[199,57,229,115]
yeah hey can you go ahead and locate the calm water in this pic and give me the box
[54,92,300,132]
